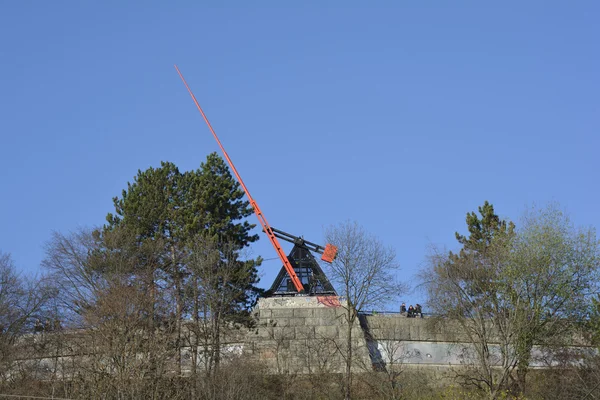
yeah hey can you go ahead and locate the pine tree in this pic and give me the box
[454,200,515,254]
[103,153,262,374]
[103,153,260,306]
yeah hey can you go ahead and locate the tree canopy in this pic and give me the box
[423,201,600,399]
[44,153,262,377]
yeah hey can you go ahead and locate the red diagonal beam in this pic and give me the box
[174,65,304,293]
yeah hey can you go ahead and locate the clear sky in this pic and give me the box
[1,2,598,309]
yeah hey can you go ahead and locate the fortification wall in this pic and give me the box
[245,296,371,373]
[18,300,589,378]
[246,303,590,372]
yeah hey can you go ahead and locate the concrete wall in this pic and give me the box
[245,298,477,373]
[246,301,592,373]
[18,298,589,378]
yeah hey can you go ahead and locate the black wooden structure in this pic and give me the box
[266,228,337,296]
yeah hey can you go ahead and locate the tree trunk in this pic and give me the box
[516,360,530,394]
[202,302,210,373]
[214,314,221,373]
[345,301,353,400]
[516,338,534,394]
[191,276,199,399]
[172,246,182,377]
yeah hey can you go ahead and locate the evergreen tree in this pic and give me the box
[455,201,515,252]
[184,153,262,322]
[107,161,183,244]
[448,201,515,304]
[103,153,262,372]
[103,153,260,306]
[185,152,258,247]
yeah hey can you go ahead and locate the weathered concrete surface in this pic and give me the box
[361,314,592,369]
[363,314,464,342]
[246,299,478,373]
[247,304,593,373]
[245,296,370,373]
[12,302,592,379]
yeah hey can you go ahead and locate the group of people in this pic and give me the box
[400,302,423,318]
[34,318,61,333]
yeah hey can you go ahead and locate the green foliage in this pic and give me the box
[588,295,600,346]
[444,202,516,319]
[103,152,261,317]
[455,201,515,252]
[106,153,258,250]
[185,152,258,247]
[507,205,600,390]
[425,201,600,397]
[107,161,183,242]
[511,204,600,321]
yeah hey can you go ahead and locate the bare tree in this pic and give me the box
[0,251,54,392]
[324,221,403,400]
[41,228,181,399]
[423,241,519,399]
[41,228,102,325]
[77,277,175,399]
[184,236,259,381]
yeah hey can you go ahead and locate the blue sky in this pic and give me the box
[1,2,598,308]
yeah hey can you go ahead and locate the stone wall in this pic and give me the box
[245,296,370,373]
[246,303,592,373]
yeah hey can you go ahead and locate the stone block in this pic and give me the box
[288,340,309,353]
[252,340,278,352]
[287,317,306,327]
[270,318,291,327]
[272,308,294,318]
[253,328,270,339]
[315,325,339,338]
[293,308,314,318]
[275,327,297,341]
[255,327,277,340]
[259,296,325,309]
[304,317,334,327]
[257,326,295,341]
[257,317,290,328]
[312,308,340,319]
[294,326,315,339]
